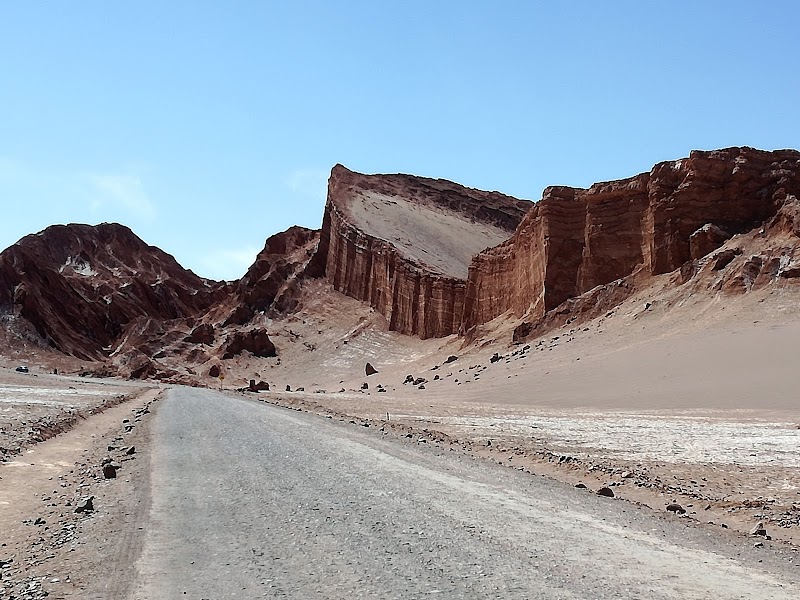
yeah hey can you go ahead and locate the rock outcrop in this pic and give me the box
[464,147,800,332]
[315,165,530,338]
[0,223,227,359]
[221,328,276,360]
[233,226,321,318]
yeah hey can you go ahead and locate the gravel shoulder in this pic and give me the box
[0,384,159,599]
[132,388,800,599]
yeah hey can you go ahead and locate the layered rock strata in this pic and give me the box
[463,147,800,331]
[316,165,530,338]
[0,223,227,359]
[232,226,321,318]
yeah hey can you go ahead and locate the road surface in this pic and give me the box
[130,388,800,599]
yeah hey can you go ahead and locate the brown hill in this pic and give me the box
[0,223,227,360]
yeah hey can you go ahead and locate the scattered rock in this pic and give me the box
[208,364,221,378]
[75,496,95,513]
[490,353,502,363]
[222,329,276,359]
[361,383,369,390]
[185,323,215,345]
[125,446,136,455]
[249,380,270,392]
[750,521,768,537]
[365,363,378,376]
[596,487,615,498]
[574,483,587,489]
[666,503,686,514]
[102,464,118,479]
[444,355,458,364]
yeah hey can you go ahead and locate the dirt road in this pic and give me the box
[124,388,800,599]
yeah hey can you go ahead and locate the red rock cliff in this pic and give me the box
[315,165,530,338]
[464,147,800,331]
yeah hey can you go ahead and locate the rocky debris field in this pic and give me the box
[0,382,158,599]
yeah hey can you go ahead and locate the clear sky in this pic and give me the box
[1,1,798,280]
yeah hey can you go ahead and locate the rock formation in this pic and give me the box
[2,147,799,382]
[221,328,277,360]
[464,147,800,333]
[315,164,530,338]
[233,226,321,318]
[0,223,227,359]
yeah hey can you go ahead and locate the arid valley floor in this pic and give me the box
[3,148,800,597]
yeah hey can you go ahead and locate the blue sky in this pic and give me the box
[1,1,798,280]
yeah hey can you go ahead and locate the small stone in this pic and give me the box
[75,496,94,513]
[596,487,615,498]
[754,541,764,548]
[103,464,118,479]
[666,503,686,514]
[126,446,136,455]
[365,363,378,376]
[750,521,768,537]
[574,483,587,489]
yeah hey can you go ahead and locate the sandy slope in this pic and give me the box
[347,189,515,278]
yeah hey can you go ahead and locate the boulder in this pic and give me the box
[365,362,378,376]
[221,329,276,359]
[75,496,95,513]
[185,323,215,345]
[248,380,270,392]
[666,503,686,514]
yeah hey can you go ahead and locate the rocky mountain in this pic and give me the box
[2,147,799,382]
[0,223,228,360]
[314,164,530,338]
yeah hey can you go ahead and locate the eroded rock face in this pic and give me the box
[221,329,276,360]
[185,323,215,345]
[464,147,800,332]
[0,223,227,359]
[234,226,321,317]
[315,165,530,338]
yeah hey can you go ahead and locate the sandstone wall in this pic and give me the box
[464,147,800,330]
[317,165,528,338]
[320,199,467,338]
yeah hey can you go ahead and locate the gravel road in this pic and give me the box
[130,388,800,599]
